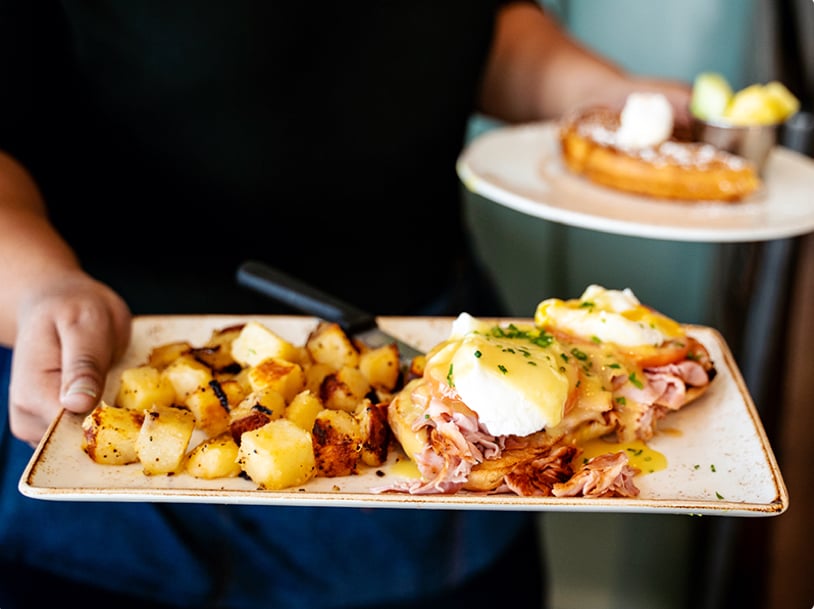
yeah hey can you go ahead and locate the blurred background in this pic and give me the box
[461,0,813,608]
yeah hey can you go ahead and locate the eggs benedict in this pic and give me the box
[384,285,716,497]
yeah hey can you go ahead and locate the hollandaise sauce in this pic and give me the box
[577,437,667,475]
[389,455,421,479]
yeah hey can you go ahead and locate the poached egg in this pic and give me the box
[422,313,573,437]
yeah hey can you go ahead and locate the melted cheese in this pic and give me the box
[423,315,572,437]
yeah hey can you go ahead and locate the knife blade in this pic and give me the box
[235,259,424,362]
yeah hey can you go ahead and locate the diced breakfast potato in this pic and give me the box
[358,343,400,392]
[246,357,305,402]
[230,321,301,367]
[190,325,243,372]
[116,365,177,411]
[306,322,360,370]
[312,409,362,477]
[147,341,193,370]
[215,378,249,409]
[319,365,371,412]
[285,389,324,431]
[186,433,242,479]
[406,355,426,382]
[162,354,215,401]
[235,387,287,419]
[136,403,196,475]
[304,362,334,394]
[184,382,231,436]
[90,319,403,487]
[81,400,145,465]
[229,408,275,445]
[355,400,390,467]
[237,419,316,489]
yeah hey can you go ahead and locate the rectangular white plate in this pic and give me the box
[19,315,788,517]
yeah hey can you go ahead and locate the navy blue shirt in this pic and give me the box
[0,2,534,608]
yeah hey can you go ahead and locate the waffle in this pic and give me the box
[559,107,760,202]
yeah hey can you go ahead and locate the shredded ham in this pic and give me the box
[502,445,578,496]
[551,451,641,498]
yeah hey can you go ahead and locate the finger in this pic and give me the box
[8,323,64,445]
[57,309,120,415]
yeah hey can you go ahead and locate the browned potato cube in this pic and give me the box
[406,355,426,383]
[136,404,196,475]
[215,378,249,409]
[227,388,285,443]
[81,401,145,465]
[285,390,324,431]
[162,355,214,401]
[229,409,274,445]
[311,409,362,477]
[184,382,231,437]
[234,387,287,419]
[319,366,370,413]
[115,365,176,411]
[246,357,305,402]
[306,322,360,370]
[304,362,334,394]
[230,321,301,367]
[237,419,316,489]
[147,341,193,370]
[191,325,244,372]
[186,433,242,479]
[358,343,400,392]
[354,399,390,467]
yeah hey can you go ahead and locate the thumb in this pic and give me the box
[60,357,105,413]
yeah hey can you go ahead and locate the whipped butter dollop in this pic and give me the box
[615,92,674,149]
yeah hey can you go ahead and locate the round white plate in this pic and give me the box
[457,122,814,243]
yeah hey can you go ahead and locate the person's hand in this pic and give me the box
[8,271,132,446]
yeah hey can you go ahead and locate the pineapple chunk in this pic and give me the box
[237,419,316,489]
[246,357,305,402]
[136,404,196,475]
[230,321,300,367]
[115,365,176,411]
[81,400,145,465]
[186,433,242,479]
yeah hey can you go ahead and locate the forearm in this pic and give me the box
[479,3,628,122]
[0,150,81,345]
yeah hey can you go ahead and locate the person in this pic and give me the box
[0,2,691,608]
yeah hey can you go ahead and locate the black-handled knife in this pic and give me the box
[235,259,424,361]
